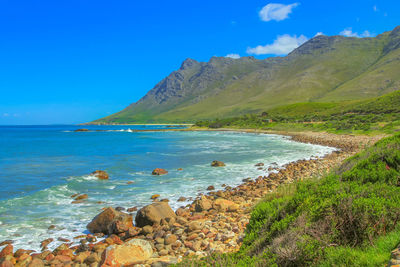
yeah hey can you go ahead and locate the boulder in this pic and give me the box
[87,207,133,235]
[150,194,160,200]
[0,244,13,258]
[74,129,89,132]
[255,163,264,166]
[177,197,186,202]
[27,258,45,267]
[213,198,239,212]
[101,239,152,266]
[206,185,215,191]
[142,225,153,235]
[127,207,137,212]
[74,194,88,201]
[0,241,12,247]
[152,168,168,175]
[211,161,225,167]
[164,234,177,245]
[0,259,13,267]
[135,202,176,227]
[40,238,53,249]
[188,221,204,232]
[194,196,212,212]
[91,170,109,180]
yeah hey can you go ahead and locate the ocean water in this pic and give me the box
[0,125,336,251]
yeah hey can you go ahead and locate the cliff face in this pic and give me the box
[94,26,400,124]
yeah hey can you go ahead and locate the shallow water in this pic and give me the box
[0,125,336,251]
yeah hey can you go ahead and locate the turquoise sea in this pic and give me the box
[0,125,336,251]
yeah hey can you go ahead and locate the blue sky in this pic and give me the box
[0,0,399,124]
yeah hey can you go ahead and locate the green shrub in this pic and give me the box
[177,134,400,266]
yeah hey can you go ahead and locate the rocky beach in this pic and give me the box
[0,130,384,267]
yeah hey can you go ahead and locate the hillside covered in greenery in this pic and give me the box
[176,133,400,266]
[94,26,400,124]
[195,90,400,134]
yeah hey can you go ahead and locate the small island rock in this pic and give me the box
[211,161,225,167]
[152,168,168,175]
[91,170,109,180]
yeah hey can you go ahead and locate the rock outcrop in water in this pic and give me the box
[91,170,109,180]
[211,160,225,167]
[151,168,168,175]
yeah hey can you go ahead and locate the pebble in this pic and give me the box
[4,131,380,267]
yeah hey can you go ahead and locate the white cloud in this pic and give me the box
[259,3,299,22]
[315,32,324,36]
[373,5,378,12]
[226,53,240,59]
[340,28,372,38]
[247,34,308,55]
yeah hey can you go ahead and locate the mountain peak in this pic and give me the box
[93,27,400,124]
[383,25,400,54]
[180,58,199,70]
[289,35,343,56]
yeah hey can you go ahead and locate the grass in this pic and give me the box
[319,226,400,266]
[174,133,400,266]
[195,90,400,135]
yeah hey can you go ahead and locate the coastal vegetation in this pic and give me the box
[176,133,400,266]
[194,90,400,135]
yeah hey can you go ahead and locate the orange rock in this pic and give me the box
[91,170,109,180]
[44,253,54,262]
[0,259,13,267]
[109,235,123,245]
[87,207,133,235]
[40,238,53,248]
[0,244,13,258]
[194,196,212,212]
[17,254,32,266]
[74,194,88,201]
[14,249,34,258]
[150,194,160,200]
[101,239,152,266]
[214,198,239,212]
[74,251,91,263]
[54,255,72,263]
[151,168,168,175]
[135,202,176,227]
[127,207,137,212]
[57,249,73,258]
[211,160,225,167]
[28,258,45,267]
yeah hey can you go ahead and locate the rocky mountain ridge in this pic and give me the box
[93,26,400,123]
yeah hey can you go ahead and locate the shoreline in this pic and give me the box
[0,129,384,266]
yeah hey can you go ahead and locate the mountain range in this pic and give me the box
[93,26,400,124]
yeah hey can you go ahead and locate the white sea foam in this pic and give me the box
[0,130,338,253]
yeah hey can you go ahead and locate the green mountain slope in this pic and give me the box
[195,90,400,134]
[93,26,400,124]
